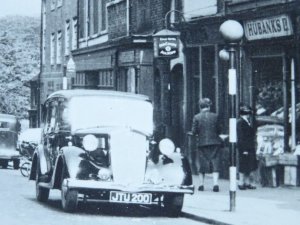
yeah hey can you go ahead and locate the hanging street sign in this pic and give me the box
[153,29,180,58]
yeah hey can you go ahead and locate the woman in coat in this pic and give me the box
[237,105,257,190]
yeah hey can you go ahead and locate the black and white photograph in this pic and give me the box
[0,1,299,225]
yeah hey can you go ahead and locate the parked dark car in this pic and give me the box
[29,90,194,216]
[0,114,20,169]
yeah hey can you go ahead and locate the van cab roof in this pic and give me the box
[47,90,150,102]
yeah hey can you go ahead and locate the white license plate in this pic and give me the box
[109,191,152,204]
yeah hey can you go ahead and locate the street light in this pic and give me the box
[219,19,244,212]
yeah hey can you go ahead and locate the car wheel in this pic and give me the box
[61,180,78,213]
[35,165,50,202]
[0,160,8,169]
[13,159,20,170]
[163,194,184,217]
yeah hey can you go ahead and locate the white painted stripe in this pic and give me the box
[228,69,237,95]
[230,166,237,191]
[229,118,237,142]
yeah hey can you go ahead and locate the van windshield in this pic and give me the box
[67,96,153,136]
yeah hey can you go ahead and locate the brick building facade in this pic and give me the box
[28,0,299,160]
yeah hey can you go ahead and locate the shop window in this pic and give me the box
[74,73,86,87]
[56,31,62,64]
[253,57,283,115]
[74,72,99,89]
[98,70,114,88]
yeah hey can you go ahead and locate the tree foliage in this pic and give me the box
[0,16,40,119]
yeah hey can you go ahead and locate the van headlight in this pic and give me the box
[82,134,98,151]
[159,138,175,156]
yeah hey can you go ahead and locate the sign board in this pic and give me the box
[154,36,179,58]
[153,29,180,58]
[244,14,293,41]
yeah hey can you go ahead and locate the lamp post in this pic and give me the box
[219,20,244,212]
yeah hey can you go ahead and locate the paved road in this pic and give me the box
[0,165,204,225]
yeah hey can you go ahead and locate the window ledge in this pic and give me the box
[107,0,125,7]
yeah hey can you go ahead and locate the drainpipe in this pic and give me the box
[283,55,289,152]
[126,0,130,36]
[37,0,44,127]
[291,59,296,150]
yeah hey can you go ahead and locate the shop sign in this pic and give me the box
[155,36,179,58]
[119,50,135,63]
[244,14,293,41]
[153,29,180,58]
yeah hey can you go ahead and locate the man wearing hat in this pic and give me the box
[192,98,222,192]
[237,104,257,190]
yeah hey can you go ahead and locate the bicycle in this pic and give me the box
[20,156,32,177]
[19,141,36,177]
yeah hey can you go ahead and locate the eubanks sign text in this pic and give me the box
[244,14,293,41]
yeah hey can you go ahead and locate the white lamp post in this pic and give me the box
[219,19,244,212]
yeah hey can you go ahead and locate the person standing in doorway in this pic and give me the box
[237,104,258,190]
[192,98,222,192]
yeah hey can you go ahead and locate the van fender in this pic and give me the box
[52,146,85,189]
[145,153,192,185]
[29,144,48,180]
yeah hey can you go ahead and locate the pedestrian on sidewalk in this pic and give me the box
[237,104,258,190]
[191,98,223,192]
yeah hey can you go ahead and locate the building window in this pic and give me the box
[98,70,113,88]
[79,0,107,39]
[65,20,70,56]
[56,31,62,64]
[51,0,56,11]
[78,0,86,39]
[100,0,107,31]
[50,33,55,65]
[57,0,63,8]
[48,81,54,93]
[56,83,62,91]
[72,17,78,50]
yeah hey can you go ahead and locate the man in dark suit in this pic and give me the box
[192,98,222,192]
[237,104,257,190]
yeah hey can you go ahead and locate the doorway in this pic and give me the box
[170,64,184,148]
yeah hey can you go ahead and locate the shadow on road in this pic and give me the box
[27,197,174,218]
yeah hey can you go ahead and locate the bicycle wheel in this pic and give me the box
[20,162,31,177]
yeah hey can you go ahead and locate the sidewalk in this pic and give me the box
[182,175,300,225]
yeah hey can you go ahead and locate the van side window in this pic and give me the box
[57,100,69,131]
[45,100,58,133]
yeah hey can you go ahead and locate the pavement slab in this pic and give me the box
[182,176,300,225]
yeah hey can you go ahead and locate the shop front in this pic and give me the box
[71,48,116,90]
[240,13,299,186]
